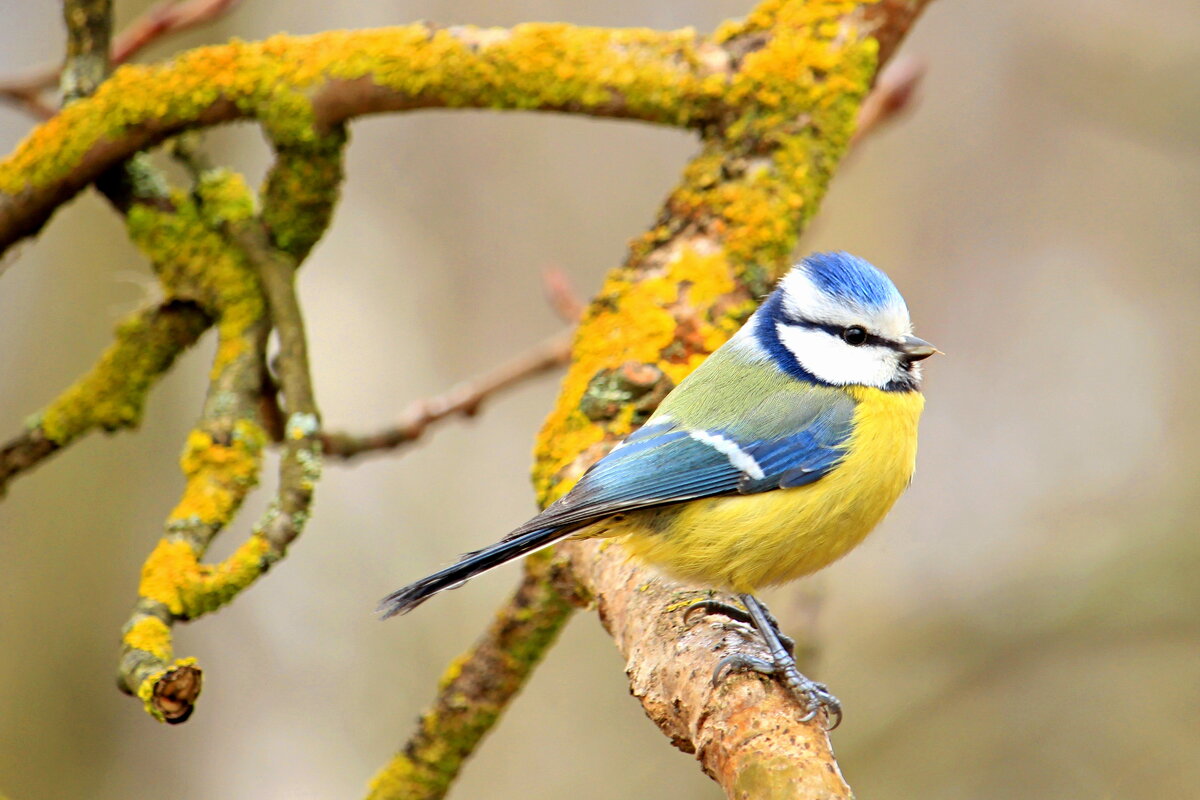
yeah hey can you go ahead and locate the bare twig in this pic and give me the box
[112,0,244,65]
[0,0,242,118]
[850,55,926,148]
[542,266,585,322]
[321,327,573,461]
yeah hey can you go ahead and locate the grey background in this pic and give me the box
[1,1,1197,798]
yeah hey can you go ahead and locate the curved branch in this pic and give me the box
[118,134,345,721]
[0,22,731,255]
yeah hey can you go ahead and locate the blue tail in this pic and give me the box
[378,527,568,619]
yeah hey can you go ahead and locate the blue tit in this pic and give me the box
[380,251,937,726]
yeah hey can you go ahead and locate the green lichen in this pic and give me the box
[261,132,346,260]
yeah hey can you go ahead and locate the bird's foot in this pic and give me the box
[682,598,796,657]
[713,652,842,729]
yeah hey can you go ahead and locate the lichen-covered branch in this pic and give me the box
[117,173,271,722]
[366,551,581,800]
[367,2,931,798]
[0,3,218,503]
[60,0,113,103]
[116,131,345,720]
[0,21,735,255]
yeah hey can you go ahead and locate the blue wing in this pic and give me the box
[510,397,856,538]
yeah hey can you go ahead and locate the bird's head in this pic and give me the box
[750,251,938,391]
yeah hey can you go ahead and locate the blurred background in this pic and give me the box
[1,1,1197,798]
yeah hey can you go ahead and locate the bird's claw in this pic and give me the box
[683,599,753,628]
[712,653,842,730]
[683,599,796,656]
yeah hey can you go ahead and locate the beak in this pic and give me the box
[898,335,940,361]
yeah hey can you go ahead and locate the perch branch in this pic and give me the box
[524,1,932,796]
[322,327,573,461]
[378,1,932,797]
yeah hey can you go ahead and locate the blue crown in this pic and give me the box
[801,251,902,311]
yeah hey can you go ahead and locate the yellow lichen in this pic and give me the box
[139,534,270,617]
[124,616,173,661]
[532,0,877,505]
[0,22,720,203]
[168,420,265,526]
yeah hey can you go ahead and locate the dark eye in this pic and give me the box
[842,326,868,346]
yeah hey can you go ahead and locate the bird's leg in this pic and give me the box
[712,593,842,729]
[683,597,796,656]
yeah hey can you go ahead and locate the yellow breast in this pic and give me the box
[611,387,924,593]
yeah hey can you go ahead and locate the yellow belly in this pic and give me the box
[602,387,924,593]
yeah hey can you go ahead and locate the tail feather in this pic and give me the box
[378,527,569,619]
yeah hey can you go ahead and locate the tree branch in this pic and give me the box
[522,1,933,795]
[1,0,243,119]
[850,55,925,148]
[0,300,210,498]
[116,173,272,722]
[117,133,345,721]
[322,328,573,461]
[0,22,734,255]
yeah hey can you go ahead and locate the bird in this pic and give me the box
[379,251,937,727]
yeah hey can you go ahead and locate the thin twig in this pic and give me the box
[321,327,573,461]
[541,266,585,322]
[850,54,926,148]
[0,0,242,119]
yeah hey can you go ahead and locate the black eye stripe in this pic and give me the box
[782,316,899,350]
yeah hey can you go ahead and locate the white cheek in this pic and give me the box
[776,323,896,388]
